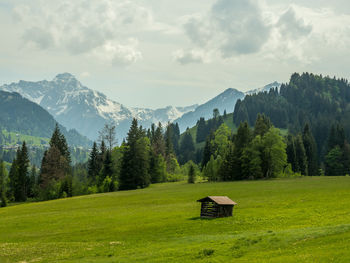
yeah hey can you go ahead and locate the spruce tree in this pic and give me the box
[119,119,151,190]
[302,124,318,176]
[50,124,71,164]
[188,163,196,184]
[0,160,8,207]
[196,118,207,143]
[99,150,113,185]
[12,142,30,202]
[295,135,308,176]
[88,142,99,184]
[231,122,252,180]
[179,130,195,165]
[254,114,272,137]
[286,135,298,172]
[165,123,174,157]
[152,122,166,157]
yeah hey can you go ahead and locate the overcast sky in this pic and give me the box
[1,0,350,109]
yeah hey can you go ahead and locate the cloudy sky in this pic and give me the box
[1,0,350,109]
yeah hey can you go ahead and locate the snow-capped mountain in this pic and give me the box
[244,81,281,95]
[0,73,197,141]
[174,82,281,132]
[0,73,280,140]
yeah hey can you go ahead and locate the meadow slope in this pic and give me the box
[0,177,350,262]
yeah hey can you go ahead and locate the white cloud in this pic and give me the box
[93,39,142,67]
[11,0,162,66]
[181,0,271,59]
[173,49,210,65]
[178,0,317,64]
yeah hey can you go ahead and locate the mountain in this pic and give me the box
[0,90,91,147]
[174,82,281,132]
[0,73,197,141]
[244,81,281,95]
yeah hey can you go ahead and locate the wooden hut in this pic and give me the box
[197,196,237,218]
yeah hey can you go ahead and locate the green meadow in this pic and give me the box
[1,176,350,262]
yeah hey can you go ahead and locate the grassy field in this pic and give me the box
[1,177,350,262]
[1,130,49,146]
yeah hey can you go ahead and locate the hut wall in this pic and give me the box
[200,201,218,218]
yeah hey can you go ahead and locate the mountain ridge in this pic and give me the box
[0,73,280,140]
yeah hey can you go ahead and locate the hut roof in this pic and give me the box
[197,196,237,205]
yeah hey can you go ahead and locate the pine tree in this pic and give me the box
[99,150,114,188]
[201,134,213,168]
[196,117,207,143]
[302,124,318,176]
[188,163,196,184]
[286,135,298,172]
[218,145,235,181]
[231,122,252,180]
[27,165,37,198]
[12,142,30,202]
[0,160,8,207]
[88,142,99,184]
[325,146,344,176]
[152,123,166,157]
[179,130,195,165]
[50,124,71,164]
[40,146,69,188]
[165,122,174,157]
[254,114,272,137]
[295,135,308,176]
[119,119,151,190]
[8,157,18,200]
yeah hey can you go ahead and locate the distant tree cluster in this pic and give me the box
[196,109,224,143]
[233,72,350,176]
[202,114,288,182]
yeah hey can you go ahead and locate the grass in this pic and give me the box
[1,130,49,146]
[1,177,350,262]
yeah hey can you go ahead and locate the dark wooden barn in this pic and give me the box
[197,196,237,218]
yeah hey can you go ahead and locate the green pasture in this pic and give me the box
[0,176,350,262]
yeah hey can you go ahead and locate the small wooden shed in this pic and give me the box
[197,196,237,218]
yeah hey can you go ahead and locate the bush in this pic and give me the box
[87,185,98,195]
[166,173,184,182]
[188,164,196,184]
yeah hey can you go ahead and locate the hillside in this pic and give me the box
[233,73,350,158]
[0,90,91,147]
[1,177,349,262]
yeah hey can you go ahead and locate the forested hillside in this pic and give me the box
[233,73,350,159]
[0,91,91,147]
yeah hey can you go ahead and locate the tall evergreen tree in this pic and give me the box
[11,142,30,202]
[99,150,114,187]
[50,124,71,164]
[254,114,272,137]
[295,135,308,176]
[88,142,99,184]
[119,119,151,190]
[286,135,298,172]
[179,130,195,165]
[302,124,318,176]
[165,122,174,157]
[231,122,252,180]
[196,117,207,143]
[152,122,166,157]
[0,160,7,207]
